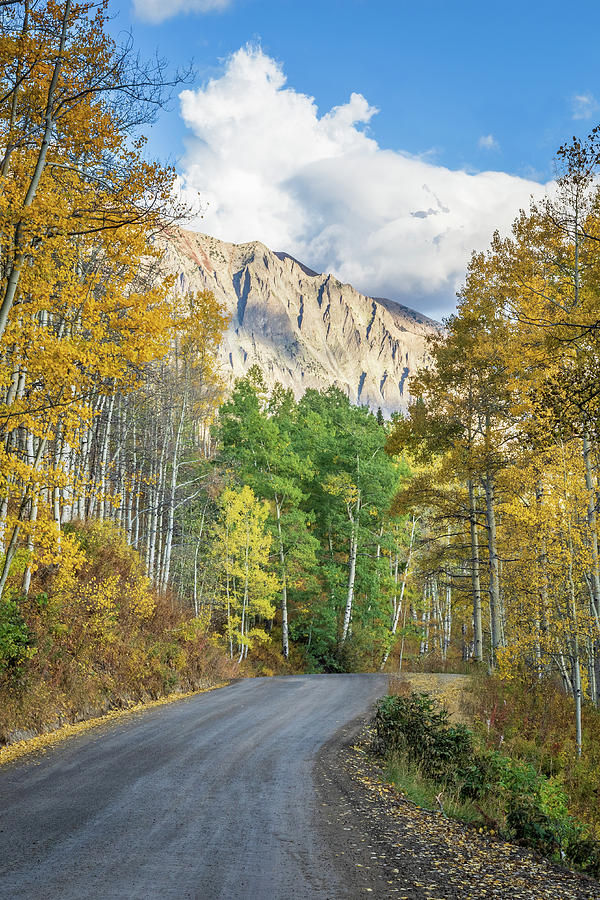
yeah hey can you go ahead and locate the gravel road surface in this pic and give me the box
[0,674,386,899]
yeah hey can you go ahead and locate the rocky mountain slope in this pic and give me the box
[160,229,439,415]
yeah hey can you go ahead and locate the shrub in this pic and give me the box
[0,521,238,743]
[463,670,600,836]
[566,834,600,879]
[506,796,560,855]
[0,600,34,674]
[374,692,473,782]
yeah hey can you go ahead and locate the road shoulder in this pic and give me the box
[314,716,600,900]
[0,680,228,767]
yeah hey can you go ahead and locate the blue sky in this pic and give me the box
[111,0,600,317]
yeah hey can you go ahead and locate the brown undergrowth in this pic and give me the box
[0,521,238,745]
[388,671,471,722]
[463,671,600,840]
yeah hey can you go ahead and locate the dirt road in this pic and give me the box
[2,672,597,900]
[0,674,386,899]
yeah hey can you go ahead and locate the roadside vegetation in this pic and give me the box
[0,520,237,743]
[382,130,600,764]
[374,681,600,880]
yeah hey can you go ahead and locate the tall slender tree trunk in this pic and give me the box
[561,438,583,755]
[483,472,503,664]
[238,519,250,664]
[22,431,37,596]
[193,504,208,616]
[341,502,360,647]
[0,435,47,601]
[397,601,409,672]
[97,392,115,522]
[419,578,432,656]
[380,515,416,669]
[583,430,600,616]
[161,399,186,593]
[443,581,452,660]
[468,478,483,662]
[535,477,548,678]
[274,497,289,659]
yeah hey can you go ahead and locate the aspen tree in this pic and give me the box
[0,3,223,601]
[211,485,278,660]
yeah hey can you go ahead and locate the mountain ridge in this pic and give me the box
[159,228,440,415]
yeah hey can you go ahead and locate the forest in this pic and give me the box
[386,132,600,751]
[2,3,600,848]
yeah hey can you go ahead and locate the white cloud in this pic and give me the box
[178,46,550,318]
[478,133,499,151]
[132,0,231,23]
[572,92,600,120]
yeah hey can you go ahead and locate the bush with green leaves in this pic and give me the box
[374,690,600,879]
[374,692,473,782]
[0,599,34,675]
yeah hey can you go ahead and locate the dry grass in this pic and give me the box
[388,672,471,723]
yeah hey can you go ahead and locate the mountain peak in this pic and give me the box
[273,251,321,278]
